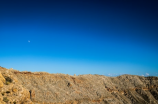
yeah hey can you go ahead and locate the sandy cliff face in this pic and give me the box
[0,66,158,104]
[0,67,32,104]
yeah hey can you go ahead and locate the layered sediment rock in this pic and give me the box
[0,66,158,104]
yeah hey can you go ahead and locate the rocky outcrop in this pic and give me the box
[0,67,32,104]
[0,66,158,104]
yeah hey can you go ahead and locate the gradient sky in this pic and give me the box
[0,0,158,76]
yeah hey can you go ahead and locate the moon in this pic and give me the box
[28,40,30,43]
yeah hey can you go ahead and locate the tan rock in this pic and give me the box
[0,101,6,104]
[0,66,158,104]
[0,72,5,83]
[12,87,18,92]
[0,93,3,101]
[0,80,3,88]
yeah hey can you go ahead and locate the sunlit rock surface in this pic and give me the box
[0,66,158,104]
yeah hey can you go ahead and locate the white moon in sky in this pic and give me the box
[28,40,30,43]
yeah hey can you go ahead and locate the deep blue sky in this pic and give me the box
[0,0,158,76]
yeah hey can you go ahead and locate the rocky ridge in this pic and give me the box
[0,66,158,104]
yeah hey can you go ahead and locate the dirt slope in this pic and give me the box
[0,66,158,104]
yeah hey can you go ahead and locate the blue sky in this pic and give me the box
[0,0,158,76]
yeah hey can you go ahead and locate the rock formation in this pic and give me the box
[0,66,158,104]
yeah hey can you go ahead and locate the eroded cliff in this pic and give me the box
[0,66,158,104]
